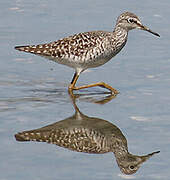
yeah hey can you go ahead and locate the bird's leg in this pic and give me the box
[68,73,119,94]
[68,72,80,92]
[73,82,119,94]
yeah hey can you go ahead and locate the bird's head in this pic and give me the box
[116,12,160,37]
[116,150,160,175]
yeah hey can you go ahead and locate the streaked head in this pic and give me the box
[116,150,160,175]
[116,12,160,37]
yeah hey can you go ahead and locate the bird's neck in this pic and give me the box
[110,135,129,159]
[112,25,128,49]
[113,24,129,36]
[114,148,129,161]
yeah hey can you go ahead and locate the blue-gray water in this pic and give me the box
[0,0,170,179]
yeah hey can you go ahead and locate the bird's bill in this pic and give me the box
[138,24,160,37]
[141,150,160,163]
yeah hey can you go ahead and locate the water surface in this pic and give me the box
[0,0,170,180]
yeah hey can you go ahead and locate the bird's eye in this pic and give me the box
[128,18,136,23]
[129,165,135,170]
[128,18,134,23]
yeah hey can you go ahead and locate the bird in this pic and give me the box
[15,12,160,94]
[15,98,160,175]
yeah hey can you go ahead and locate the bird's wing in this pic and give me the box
[15,31,109,60]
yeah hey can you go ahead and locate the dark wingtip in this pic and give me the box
[14,46,19,50]
[14,45,25,51]
[15,133,28,141]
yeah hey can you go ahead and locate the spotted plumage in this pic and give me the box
[15,31,121,71]
[16,126,110,154]
[15,12,159,94]
[15,100,160,175]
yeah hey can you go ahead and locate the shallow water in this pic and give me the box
[1,0,170,179]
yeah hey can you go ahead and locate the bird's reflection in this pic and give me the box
[15,95,159,175]
[68,90,117,104]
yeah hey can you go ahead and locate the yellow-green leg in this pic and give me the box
[68,72,119,94]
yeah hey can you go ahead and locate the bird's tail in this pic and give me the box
[15,45,28,51]
[14,44,50,57]
[15,130,51,142]
[15,45,37,53]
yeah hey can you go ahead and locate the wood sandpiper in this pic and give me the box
[15,12,160,94]
[15,98,160,174]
